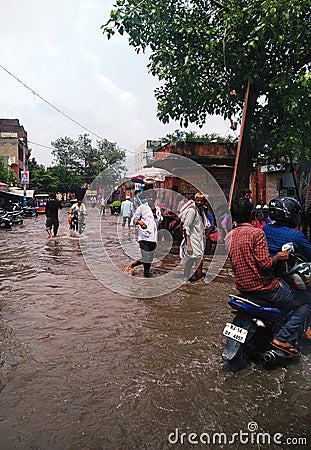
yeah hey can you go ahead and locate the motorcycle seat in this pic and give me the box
[233,293,273,307]
[228,294,284,320]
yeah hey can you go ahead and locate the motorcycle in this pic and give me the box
[0,209,13,229]
[110,205,121,215]
[10,200,38,218]
[221,294,296,370]
[9,211,24,225]
[23,205,38,217]
[5,204,24,225]
[70,210,86,235]
[222,245,311,370]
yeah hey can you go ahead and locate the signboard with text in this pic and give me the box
[8,156,16,165]
[21,171,29,184]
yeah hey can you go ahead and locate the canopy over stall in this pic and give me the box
[7,187,35,198]
[0,186,35,208]
[130,167,173,184]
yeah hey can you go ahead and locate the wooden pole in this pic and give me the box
[228,79,251,208]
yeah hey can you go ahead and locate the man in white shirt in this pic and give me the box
[69,198,87,234]
[180,193,209,282]
[70,198,87,214]
[100,197,107,215]
[120,195,134,228]
[125,189,162,277]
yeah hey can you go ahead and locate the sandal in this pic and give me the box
[271,339,299,356]
[124,265,133,276]
[305,326,311,339]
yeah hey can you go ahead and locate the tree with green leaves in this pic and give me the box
[51,136,83,171]
[0,156,18,185]
[29,165,84,194]
[160,129,237,144]
[29,167,58,193]
[51,134,126,186]
[48,166,83,194]
[102,0,311,192]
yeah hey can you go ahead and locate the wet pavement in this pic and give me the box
[0,208,310,449]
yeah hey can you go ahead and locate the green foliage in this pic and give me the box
[48,134,126,195]
[51,134,126,185]
[160,129,238,144]
[51,136,79,170]
[48,166,83,194]
[0,156,18,185]
[29,165,83,194]
[29,167,58,193]
[102,0,311,164]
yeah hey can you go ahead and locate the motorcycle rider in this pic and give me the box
[225,198,311,356]
[263,196,311,338]
[69,198,87,234]
[263,196,311,260]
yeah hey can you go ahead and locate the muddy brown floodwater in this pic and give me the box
[0,208,310,450]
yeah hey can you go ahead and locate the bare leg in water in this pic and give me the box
[184,259,203,281]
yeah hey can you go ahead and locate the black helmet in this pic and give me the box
[269,197,302,227]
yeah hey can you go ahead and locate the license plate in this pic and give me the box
[223,323,248,343]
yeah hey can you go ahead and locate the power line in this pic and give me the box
[0,63,131,151]
[28,141,54,150]
[28,139,136,158]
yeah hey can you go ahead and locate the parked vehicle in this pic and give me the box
[23,205,38,217]
[5,203,24,225]
[0,209,13,229]
[7,210,23,225]
[34,193,49,213]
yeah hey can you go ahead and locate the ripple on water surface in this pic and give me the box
[0,211,310,449]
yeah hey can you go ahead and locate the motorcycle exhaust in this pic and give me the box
[262,350,277,363]
[263,348,296,363]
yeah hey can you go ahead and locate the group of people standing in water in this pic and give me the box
[123,187,311,356]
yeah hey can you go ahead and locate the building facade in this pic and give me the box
[134,140,161,172]
[0,118,29,180]
[153,141,237,200]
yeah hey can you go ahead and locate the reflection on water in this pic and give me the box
[0,209,310,449]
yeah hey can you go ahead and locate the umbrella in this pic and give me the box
[130,167,172,183]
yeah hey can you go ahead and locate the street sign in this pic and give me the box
[21,171,29,184]
[8,156,16,166]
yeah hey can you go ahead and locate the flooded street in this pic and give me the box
[0,208,310,449]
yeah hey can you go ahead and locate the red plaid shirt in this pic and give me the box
[225,223,279,292]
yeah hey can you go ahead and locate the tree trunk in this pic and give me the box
[230,82,259,203]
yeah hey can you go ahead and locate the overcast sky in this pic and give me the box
[0,0,235,168]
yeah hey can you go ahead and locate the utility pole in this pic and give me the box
[228,79,251,208]
[21,142,28,207]
[23,142,26,206]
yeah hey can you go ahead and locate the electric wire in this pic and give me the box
[28,141,54,151]
[0,63,135,155]
[28,140,136,157]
